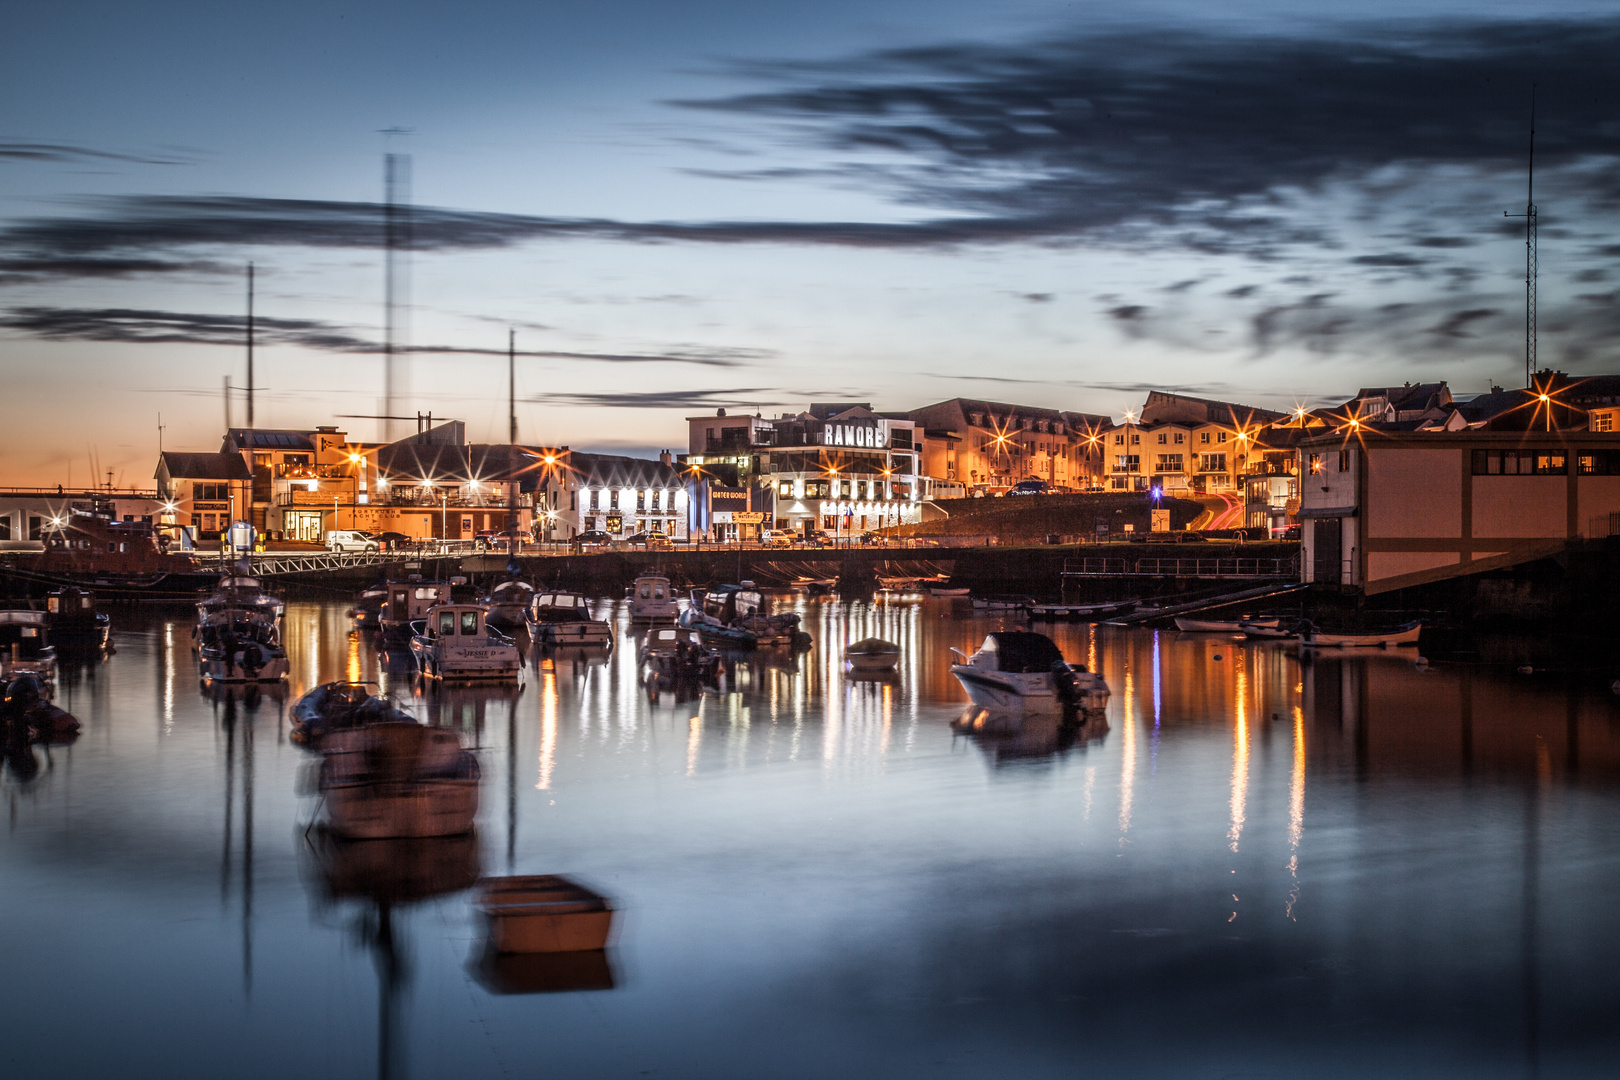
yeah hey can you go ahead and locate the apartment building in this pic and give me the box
[908,399,1111,493]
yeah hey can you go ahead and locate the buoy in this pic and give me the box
[1517,664,1534,675]
[1414,656,1429,668]
[1213,654,1223,661]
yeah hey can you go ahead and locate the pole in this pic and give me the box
[508,330,518,560]
[246,262,254,427]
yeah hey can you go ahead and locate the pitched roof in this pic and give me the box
[1139,390,1287,425]
[155,452,252,481]
[221,428,316,451]
[376,442,540,483]
[552,451,685,489]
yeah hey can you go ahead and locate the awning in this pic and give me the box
[1297,505,1358,520]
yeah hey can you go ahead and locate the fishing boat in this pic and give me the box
[410,604,523,681]
[844,637,900,674]
[526,591,613,646]
[290,681,416,746]
[478,579,537,632]
[1299,620,1423,648]
[949,631,1110,715]
[318,722,481,839]
[0,610,58,687]
[380,579,452,640]
[628,575,680,622]
[0,512,214,600]
[45,587,111,652]
[477,875,615,954]
[1175,616,1279,633]
[971,594,1034,613]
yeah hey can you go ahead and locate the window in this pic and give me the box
[1200,432,1211,444]
[1595,414,1614,432]
[0,515,8,541]
[460,611,479,635]
[1155,454,1184,472]
[1114,434,1124,445]
[1471,450,1568,476]
[1577,451,1620,475]
[778,481,792,496]
[1218,431,1228,443]
[1200,453,1228,473]
[1173,433,1184,444]
[1156,433,1166,445]
[1337,450,1351,472]
[1113,455,1140,472]
[1130,434,1140,445]
[438,611,457,636]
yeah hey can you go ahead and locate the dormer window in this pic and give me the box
[969,413,984,426]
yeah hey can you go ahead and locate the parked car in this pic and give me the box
[857,532,886,546]
[1008,479,1050,496]
[325,530,379,553]
[574,530,614,548]
[624,531,674,550]
[760,531,795,548]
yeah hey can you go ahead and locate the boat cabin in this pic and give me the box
[383,580,449,632]
[530,592,593,621]
[0,610,52,658]
[702,583,765,623]
[411,603,522,680]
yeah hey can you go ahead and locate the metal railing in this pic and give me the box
[1064,556,1298,578]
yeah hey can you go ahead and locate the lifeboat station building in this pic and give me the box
[685,404,923,539]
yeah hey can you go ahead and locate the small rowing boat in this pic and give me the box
[1175,617,1278,633]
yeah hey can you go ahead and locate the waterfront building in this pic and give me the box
[0,487,166,550]
[1297,424,1620,593]
[154,452,254,542]
[685,404,922,537]
[530,450,687,541]
[372,430,537,540]
[907,399,1112,494]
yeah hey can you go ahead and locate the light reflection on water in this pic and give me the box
[4,595,1620,1079]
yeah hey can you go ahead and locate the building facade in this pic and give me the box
[531,451,687,541]
[685,404,923,537]
[908,399,1111,493]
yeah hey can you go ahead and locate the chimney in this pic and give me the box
[717,407,727,417]
[659,449,672,466]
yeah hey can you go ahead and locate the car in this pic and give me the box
[857,532,886,546]
[325,530,379,554]
[624,531,674,549]
[1008,480,1051,496]
[374,531,413,552]
[761,533,794,548]
[574,530,614,547]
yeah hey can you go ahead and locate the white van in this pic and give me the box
[326,530,379,553]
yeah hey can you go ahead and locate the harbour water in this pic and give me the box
[4,594,1620,1079]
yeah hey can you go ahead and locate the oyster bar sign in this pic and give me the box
[822,420,886,449]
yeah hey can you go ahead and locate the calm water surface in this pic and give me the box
[4,594,1620,1079]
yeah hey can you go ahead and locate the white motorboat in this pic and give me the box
[844,637,900,674]
[196,575,283,642]
[949,631,1109,715]
[318,722,480,839]
[1175,617,1279,633]
[380,579,451,640]
[972,595,1034,613]
[527,591,613,646]
[411,604,523,680]
[628,575,680,622]
[1299,621,1422,648]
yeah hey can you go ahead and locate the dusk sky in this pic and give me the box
[4,1,1619,485]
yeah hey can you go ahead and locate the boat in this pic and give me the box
[1241,620,1298,640]
[290,681,416,746]
[478,579,537,632]
[844,637,900,674]
[410,604,523,681]
[1299,620,1423,648]
[349,585,388,631]
[930,586,971,597]
[199,636,289,683]
[1030,600,1139,621]
[0,609,58,687]
[0,511,215,600]
[678,583,808,649]
[196,574,284,641]
[971,595,1034,613]
[949,631,1110,715]
[789,576,837,596]
[318,721,480,839]
[45,587,111,652]
[638,625,718,680]
[380,579,452,640]
[2,673,79,743]
[1175,616,1279,633]
[526,591,613,646]
[875,575,920,592]
[628,575,680,623]
[477,875,615,954]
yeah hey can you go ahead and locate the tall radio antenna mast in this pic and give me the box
[381,129,413,441]
[1504,87,1537,388]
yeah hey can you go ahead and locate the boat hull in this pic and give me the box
[323,780,479,839]
[1302,625,1422,648]
[950,665,1062,714]
[479,875,615,954]
[1175,617,1277,633]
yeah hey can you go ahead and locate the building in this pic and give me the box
[531,450,687,541]
[1296,428,1620,593]
[372,431,537,540]
[685,404,923,537]
[0,487,166,550]
[154,452,255,542]
[907,399,1112,493]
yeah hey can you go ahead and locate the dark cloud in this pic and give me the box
[535,389,790,409]
[1352,254,1426,268]
[1428,308,1498,339]
[1225,285,1260,299]
[0,141,190,166]
[1020,292,1052,303]
[0,306,761,367]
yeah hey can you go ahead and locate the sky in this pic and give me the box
[3,0,1619,486]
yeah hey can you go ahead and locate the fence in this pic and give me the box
[1064,556,1297,579]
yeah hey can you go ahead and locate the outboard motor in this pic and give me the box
[1050,660,1081,707]
[3,673,47,722]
